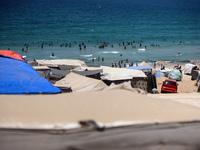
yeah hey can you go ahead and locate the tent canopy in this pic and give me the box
[100,66,146,81]
[184,63,197,75]
[55,72,107,92]
[0,57,61,94]
[0,50,25,62]
[36,59,87,67]
[126,65,152,70]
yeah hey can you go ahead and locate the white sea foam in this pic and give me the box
[98,51,119,54]
[88,57,96,60]
[50,55,58,58]
[138,49,146,51]
[80,54,93,57]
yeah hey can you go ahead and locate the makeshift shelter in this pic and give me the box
[191,69,200,80]
[156,70,165,78]
[100,66,147,86]
[184,63,197,75]
[168,70,183,81]
[0,57,61,94]
[101,66,146,80]
[36,59,87,67]
[33,66,50,80]
[50,68,71,77]
[74,69,103,79]
[147,74,157,93]
[0,50,25,62]
[54,72,107,92]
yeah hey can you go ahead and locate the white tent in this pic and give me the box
[184,64,197,75]
[54,72,107,92]
[100,66,146,81]
[36,59,87,67]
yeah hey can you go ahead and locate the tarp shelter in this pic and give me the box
[168,70,183,81]
[33,66,51,80]
[36,59,87,67]
[50,68,71,77]
[184,63,197,75]
[0,50,25,62]
[100,66,146,81]
[54,72,107,92]
[191,70,200,80]
[0,57,61,94]
[156,70,165,77]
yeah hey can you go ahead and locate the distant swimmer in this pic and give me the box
[51,53,54,57]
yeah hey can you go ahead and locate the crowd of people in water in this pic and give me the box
[6,39,193,67]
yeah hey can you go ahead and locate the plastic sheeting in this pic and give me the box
[156,70,165,77]
[168,70,183,81]
[126,65,152,70]
[100,66,146,81]
[55,72,107,92]
[184,63,197,75]
[0,50,25,62]
[0,57,61,94]
[36,59,87,67]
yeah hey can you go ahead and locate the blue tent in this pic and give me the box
[156,70,165,78]
[0,57,61,94]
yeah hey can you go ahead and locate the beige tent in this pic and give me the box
[36,59,87,67]
[100,66,146,81]
[54,72,107,92]
[139,61,150,66]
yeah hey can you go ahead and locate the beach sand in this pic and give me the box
[0,89,200,129]
[0,62,200,130]
[154,63,198,93]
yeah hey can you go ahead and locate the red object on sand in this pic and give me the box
[0,50,25,62]
[161,79,178,93]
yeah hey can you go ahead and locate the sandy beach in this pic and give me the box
[0,60,200,129]
[154,63,199,93]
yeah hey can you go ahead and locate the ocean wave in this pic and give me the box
[98,51,119,54]
[87,57,96,60]
[80,54,93,57]
[138,49,146,51]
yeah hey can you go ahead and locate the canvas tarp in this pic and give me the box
[50,68,71,77]
[36,59,87,67]
[184,63,197,75]
[0,50,25,62]
[74,69,103,76]
[168,70,183,81]
[54,72,107,92]
[0,57,61,94]
[100,66,146,81]
[33,66,50,80]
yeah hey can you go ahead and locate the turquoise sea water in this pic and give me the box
[0,0,200,67]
